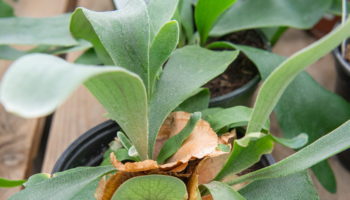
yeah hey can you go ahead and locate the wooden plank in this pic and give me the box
[271,28,349,200]
[0,1,73,199]
[41,0,114,174]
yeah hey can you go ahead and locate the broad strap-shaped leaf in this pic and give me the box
[23,174,50,188]
[0,177,26,188]
[0,0,14,18]
[147,0,179,42]
[111,175,188,200]
[156,112,201,164]
[174,88,210,113]
[211,43,341,193]
[214,132,307,182]
[209,0,332,37]
[148,45,239,158]
[206,106,270,132]
[195,0,237,46]
[201,107,224,121]
[179,0,194,41]
[0,54,149,160]
[214,133,274,182]
[238,170,319,200]
[74,0,150,91]
[149,20,179,97]
[246,18,350,134]
[0,14,77,46]
[9,166,116,200]
[0,45,50,60]
[0,39,92,61]
[48,39,93,55]
[272,133,308,149]
[70,8,113,65]
[226,120,350,186]
[199,181,245,200]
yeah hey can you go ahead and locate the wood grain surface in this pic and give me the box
[0,0,72,199]
[41,0,114,174]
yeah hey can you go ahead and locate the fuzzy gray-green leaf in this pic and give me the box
[0,54,149,160]
[238,170,319,200]
[148,45,239,158]
[226,120,350,186]
[0,14,77,46]
[210,0,332,37]
[9,166,116,200]
[112,175,188,200]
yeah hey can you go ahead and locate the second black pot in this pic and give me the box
[52,120,275,173]
[332,42,350,171]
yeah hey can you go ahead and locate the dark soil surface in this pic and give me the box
[204,30,267,98]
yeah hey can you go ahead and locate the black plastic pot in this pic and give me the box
[332,40,350,171]
[52,120,275,173]
[208,29,271,108]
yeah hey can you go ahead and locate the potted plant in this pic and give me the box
[1,0,350,199]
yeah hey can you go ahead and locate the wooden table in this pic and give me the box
[0,1,349,199]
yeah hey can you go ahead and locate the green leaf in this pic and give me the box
[147,0,179,42]
[238,170,319,200]
[234,43,350,193]
[0,0,14,17]
[156,112,201,164]
[214,133,274,182]
[0,14,77,46]
[73,0,151,92]
[117,131,133,150]
[9,166,116,200]
[216,144,230,153]
[23,174,50,188]
[225,120,350,186]
[0,39,91,61]
[0,45,51,60]
[260,27,288,46]
[0,54,149,160]
[100,157,112,166]
[206,106,270,132]
[149,20,179,97]
[328,0,350,16]
[199,181,245,200]
[271,133,308,149]
[200,107,224,121]
[116,149,138,162]
[210,0,332,37]
[246,18,350,134]
[212,42,340,193]
[74,48,102,65]
[0,177,26,188]
[179,0,194,41]
[70,8,113,65]
[48,39,93,55]
[148,45,239,158]
[195,0,237,46]
[174,88,210,113]
[112,175,188,200]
